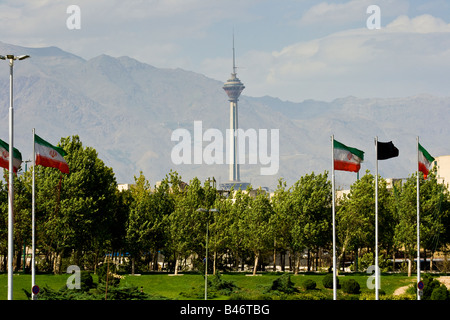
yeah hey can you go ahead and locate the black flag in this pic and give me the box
[377,141,399,160]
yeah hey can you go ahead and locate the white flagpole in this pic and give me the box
[32,128,36,300]
[416,136,421,300]
[331,135,337,300]
[375,136,379,300]
[7,58,14,300]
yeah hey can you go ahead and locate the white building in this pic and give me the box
[434,155,450,188]
[117,183,133,191]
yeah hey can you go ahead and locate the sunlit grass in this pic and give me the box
[0,271,419,300]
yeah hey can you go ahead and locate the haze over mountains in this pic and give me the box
[0,41,449,190]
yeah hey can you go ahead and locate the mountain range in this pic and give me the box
[0,41,449,190]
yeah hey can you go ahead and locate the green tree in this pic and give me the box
[165,173,216,274]
[0,170,32,272]
[419,171,449,270]
[34,135,117,272]
[110,188,131,261]
[270,178,293,272]
[209,195,232,274]
[228,189,251,271]
[394,170,448,274]
[240,188,274,275]
[0,178,7,270]
[126,172,159,274]
[337,171,392,272]
[290,172,331,273]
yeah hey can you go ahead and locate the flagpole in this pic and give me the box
[7,58,14,300]
[32,128,36,300]
[375,136,379,300]
[331,135,337,300]
[416,136,421,300]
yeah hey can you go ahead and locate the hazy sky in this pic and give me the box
[1,0,450,102]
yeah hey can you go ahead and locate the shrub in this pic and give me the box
[431,285,449,301]
[422,274,441,300]
[269,273,298,294]
[322,273,339,289]
[359,252,374,271]
[180,272,239,299]
[209,272,239,295]
[97,263,122,287]
[302,279,317,291]
[342,279,360,294]
[80,271,95,291]
[101,284,151,300]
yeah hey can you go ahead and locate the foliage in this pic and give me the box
[8,272,436,301]
[290,172,331,273]
[301,279,317,290]
[208,271,239,295]
[1,133,450,289]
[336,172,393,270]
[80,271,95,292]
[97,263,122,287]
[341,279,361,294]
[422,273,442,300]
[269,273,298,294]
[430,284,449,300]
[322,273,339,289]
[35,283,151,300]
[240,189,274,275]
[179,272,239,299]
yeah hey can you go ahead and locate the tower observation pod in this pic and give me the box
[223,37,245,182]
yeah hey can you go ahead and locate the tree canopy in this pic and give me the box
[1,136,449,277]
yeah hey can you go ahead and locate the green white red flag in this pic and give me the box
[418,143,434,179]
[34,134,69,174]
[333,139,364,172]
[0,138,22,173]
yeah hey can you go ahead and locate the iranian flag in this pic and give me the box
[0,138,22,173]
[418,143,434,179]
[35,134,69,174]
[333,139,364,172]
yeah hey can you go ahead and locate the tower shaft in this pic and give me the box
[229,100,239,181]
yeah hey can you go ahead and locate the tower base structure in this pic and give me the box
[219,181,251,191]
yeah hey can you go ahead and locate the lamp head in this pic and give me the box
[1,54,30,60]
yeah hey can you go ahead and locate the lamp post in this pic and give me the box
[196,207,219,300]
[0,54,30,300]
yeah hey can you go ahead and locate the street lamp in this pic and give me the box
[196,207,219,300]
[0,54,30,300]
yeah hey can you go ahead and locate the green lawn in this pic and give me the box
[0,272,417,300]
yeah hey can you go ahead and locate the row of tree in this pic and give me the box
[0,136,449,275]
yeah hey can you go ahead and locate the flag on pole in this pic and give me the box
[34,134,69,174]
[374,138,399,300]
[333,139,364,172]
[0,138,22,173]
[377,141,399,160]
[418,143,434,179]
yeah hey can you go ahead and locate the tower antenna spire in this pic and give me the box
[232,31,236,75]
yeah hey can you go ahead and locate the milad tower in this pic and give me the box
[223,36,245,183]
